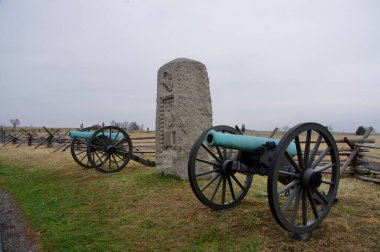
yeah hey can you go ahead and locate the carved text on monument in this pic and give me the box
[160,71,173,92]
[160,95,175,148]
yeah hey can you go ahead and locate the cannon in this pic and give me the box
[69,126,155,173]
[188,122,340,238]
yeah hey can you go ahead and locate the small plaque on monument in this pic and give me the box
[155,58,213,179]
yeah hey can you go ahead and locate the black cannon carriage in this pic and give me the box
[188,122,340,238]
[69,126,155,173]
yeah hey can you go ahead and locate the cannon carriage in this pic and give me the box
[188,122,340,238]
[69,126,155,173]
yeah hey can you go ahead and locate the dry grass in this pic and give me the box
[0,132,379,251]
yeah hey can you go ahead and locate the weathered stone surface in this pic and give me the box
[155,58,213,179]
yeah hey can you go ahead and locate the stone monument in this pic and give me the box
[155,58,213,179]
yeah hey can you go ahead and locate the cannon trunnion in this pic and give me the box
[188,122,340,238]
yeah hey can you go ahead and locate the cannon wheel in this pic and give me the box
[188,125,253,210]
[70,138,93,169]
[268,122,340,235]
[87,126,132,173]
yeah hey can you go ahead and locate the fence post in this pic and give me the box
[340,127,373,176]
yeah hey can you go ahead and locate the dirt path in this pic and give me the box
[0,188,39,252]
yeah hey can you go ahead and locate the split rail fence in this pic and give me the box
[0,126,379,183]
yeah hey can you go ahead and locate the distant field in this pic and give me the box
[0,130,379,251]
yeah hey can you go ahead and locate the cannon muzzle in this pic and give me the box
[206,129,296,156]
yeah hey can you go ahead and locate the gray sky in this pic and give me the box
[1,0,379,132]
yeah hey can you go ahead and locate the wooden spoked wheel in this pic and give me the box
[87,126,132,173]
[268,123,340,234]
[188,125,253,210]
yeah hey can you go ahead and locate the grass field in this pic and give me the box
[0,132,379,251]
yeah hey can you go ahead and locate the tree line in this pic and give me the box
[109,120,145,131]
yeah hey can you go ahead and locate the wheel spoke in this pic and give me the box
[221,177,226,204]
[231,174,245,190]
[279,170,301,178]
[195,158,220,166]
[295,136,304,170]
[75,145,87,150]
[115,150,129,156]
[200,173,220,192]
[303,130,311,169]
[308,134,322,167]
[302,189,307,226]
[312,188,328,204]
[201,143,221,163]
[290,188,302,224]
[195,168,220,177]
[285,152,302,173]
[95,134,107,147]
[100,154,109,169]
[282,185,300,212]
[95,152,105,163]
[321,180,335,185]
[278,180,299,196]
[114,130,120,142]
[114,138,126,147]
[114,152,126,160]
[111,154,120,169]
[210,176,223,201]
[75,150,87,155]
[227,176,236,201]
[315,163,333,172]
[307,189,319,219]
[216,147,224,160]
[79,154,88,163]
[311,147,331,169]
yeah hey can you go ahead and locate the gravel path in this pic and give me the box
[0,189,39,252]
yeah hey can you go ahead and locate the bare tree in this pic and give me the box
[282,125,289,131]
[109,120,145,131]
[9,118,20,131]
[128,121,140,131]
[122,121,129,129]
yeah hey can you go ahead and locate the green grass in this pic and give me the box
[1,144,380,251]
[0,161,180,251]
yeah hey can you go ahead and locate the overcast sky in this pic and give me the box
[0,0,379,132]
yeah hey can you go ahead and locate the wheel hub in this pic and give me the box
[221,160,233,176]
[302,168,322,188]
[106,146,116,154]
